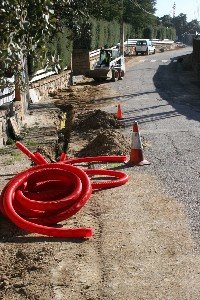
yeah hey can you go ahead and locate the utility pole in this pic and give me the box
[120,0,124,55]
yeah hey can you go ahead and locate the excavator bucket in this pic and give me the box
[85,68,111,81]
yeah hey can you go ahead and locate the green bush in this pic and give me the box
[46,27,73,70]
[28,27,73,76]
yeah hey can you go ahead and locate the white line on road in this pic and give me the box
[142,129,200,133]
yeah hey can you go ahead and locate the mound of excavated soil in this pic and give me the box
[74,109,123,131]
[78,129,130,157]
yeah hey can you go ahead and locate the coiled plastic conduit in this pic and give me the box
[0,142,129,238]
[1,163,93,238]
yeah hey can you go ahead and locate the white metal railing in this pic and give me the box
[89,46,117,59]
[0,76,15,107]
[0,66,69,107]
[89,49,101,58]
[125,39,174,46]
[152,39,174,45]
[30,70,57,83]
[0,69,57,107]
[0,88,15,106]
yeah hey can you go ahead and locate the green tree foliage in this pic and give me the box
[143,26,154,39]
[123,0,157,31]
[156,26,166,40]
[0,0,60,88]
[159,15,174,28]
[166,27,176,40]
[64,0,158,50]
[186,19,200,34]
[157,13,200,41]
[59,0,123,50]
[156,26,176,40]
[173,13,187,39]
[163,13,200,41]
[88,0,122,22]
[0,0,89,87]
[89,18,132,50]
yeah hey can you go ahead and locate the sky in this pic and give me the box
[155,0,200,21]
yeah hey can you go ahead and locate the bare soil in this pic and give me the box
[0,60,199,300]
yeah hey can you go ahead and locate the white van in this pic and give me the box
[135,39,155,55]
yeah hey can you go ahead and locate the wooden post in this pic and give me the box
[120,0,124,56]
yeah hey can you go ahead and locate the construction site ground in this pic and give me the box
[0,52,199,300]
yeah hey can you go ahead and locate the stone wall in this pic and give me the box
[30,70,71,102]
[0,70,71,147]
[0,107,8,147]
[192,37,200,73]
[0,100,24,146]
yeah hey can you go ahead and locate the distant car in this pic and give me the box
[135,39,156,55]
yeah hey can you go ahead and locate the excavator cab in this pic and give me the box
[99,49,112,66]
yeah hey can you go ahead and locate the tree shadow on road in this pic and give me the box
[121,109,181,126]
[153,59,200,122]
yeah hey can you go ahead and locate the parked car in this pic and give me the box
[135,39,156,55]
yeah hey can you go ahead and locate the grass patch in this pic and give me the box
[2,150,23,166]
[0,148,9,155]
[0,145,17,155]
[21,124,30,134]
[6,138,15,146]
[10,151,23,161]
[25,140,37,147]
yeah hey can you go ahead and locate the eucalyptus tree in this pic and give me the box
[123,0,157,36]
[173,13,187,40]
[159,14,174,28]
[186,19,200,35]
[0,0,61,89]
[57,0,123,49]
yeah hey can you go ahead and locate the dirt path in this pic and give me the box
[0,63,199,300]
[45,172,199,300]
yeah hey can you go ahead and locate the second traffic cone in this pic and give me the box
[116,104,123,119]
[128,121,150,166]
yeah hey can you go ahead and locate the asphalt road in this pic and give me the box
[106,47,200,249]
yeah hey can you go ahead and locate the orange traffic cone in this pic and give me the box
[116,104,123,119]
[128,121,150,166]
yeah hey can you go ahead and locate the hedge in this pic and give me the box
[74,18,134,50]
